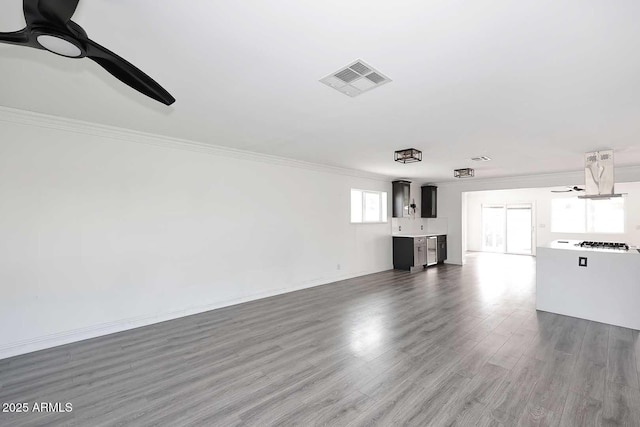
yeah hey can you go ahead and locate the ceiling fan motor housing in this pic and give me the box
[34,30,85,57]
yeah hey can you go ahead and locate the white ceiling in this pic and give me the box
[2,0,640,181]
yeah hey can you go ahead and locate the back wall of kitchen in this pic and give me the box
[465,182,640,255]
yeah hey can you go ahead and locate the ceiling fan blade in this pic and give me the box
[23,0,79,27]
[84,39,175,105]
[0,29,30,46]
[551,190,571,193]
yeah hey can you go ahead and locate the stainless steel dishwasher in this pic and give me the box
[426,236,438,266]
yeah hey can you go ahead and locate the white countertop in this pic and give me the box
[539,239,639,254]
[392,234,443,238]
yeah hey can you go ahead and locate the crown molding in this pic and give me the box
[0,106,393,183]
[433,165,640,190]
[434,169,582,188]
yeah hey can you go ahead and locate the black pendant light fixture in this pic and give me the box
[454,168,475,178]
[394,148,422,163]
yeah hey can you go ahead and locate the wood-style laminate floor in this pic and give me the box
[1,252,640,426]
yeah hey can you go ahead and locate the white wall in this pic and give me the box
[0,111,393,359]
[465,184,640,254]
[437,167,640,265]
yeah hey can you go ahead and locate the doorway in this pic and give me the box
[482,204,533,255]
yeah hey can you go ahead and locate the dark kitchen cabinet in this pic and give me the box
[393,235,446,270]
[421,185,437,218]
[437,235,447,263]
[392,180,411,218]
[393,236,426,271]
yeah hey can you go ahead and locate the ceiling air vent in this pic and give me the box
[365,72,385,84]
[334,68,360,83]
[471,156,491,162]
[320,59,392,97]
[349,62,371,75]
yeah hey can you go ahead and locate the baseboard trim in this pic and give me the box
[0,267,391,360]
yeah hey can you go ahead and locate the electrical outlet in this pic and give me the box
[421,224,424,230]
[399,225,402,232]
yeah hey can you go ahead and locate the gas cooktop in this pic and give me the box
[577,241,629,251]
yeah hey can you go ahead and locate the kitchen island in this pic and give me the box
[537,240,640,330]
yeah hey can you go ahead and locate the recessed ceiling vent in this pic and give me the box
[320,59,392,97]
[471,156,491,162]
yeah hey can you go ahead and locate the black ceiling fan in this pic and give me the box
[0,0,175,105]
[551,186,585,193]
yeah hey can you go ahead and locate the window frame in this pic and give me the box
[550,197,587,234]
[585,197,625,234]
[350,188,388,224]
[550,196,625,234]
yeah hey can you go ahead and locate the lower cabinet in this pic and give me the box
[393,237,423,271]
[393,235,447,271]
[437,235,447,263]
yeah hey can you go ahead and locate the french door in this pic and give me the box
[482,204,533,255]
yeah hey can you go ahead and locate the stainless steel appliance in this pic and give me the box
[413,237,427,267]
[426,236,438,266]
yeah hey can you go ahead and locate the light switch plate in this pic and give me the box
[578,257,587,267]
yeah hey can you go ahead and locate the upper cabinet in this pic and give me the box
[421,185,437,218]
[392,180,411,218]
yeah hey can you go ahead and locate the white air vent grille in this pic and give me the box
[365,72,385,84]
[320,59,392,97]
[334,68,361,83]
[349,62,371,75]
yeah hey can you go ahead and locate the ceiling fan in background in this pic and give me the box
[551,186,585,193]
[0,0,175,105]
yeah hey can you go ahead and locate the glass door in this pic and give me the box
[482,203,533,255]
[482,205,506,252]
[506,204,533,255]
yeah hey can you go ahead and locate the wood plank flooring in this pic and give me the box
[1,252,639,426]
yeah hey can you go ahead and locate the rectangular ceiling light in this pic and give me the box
[454,168,475,178]
[394,148,422,163]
